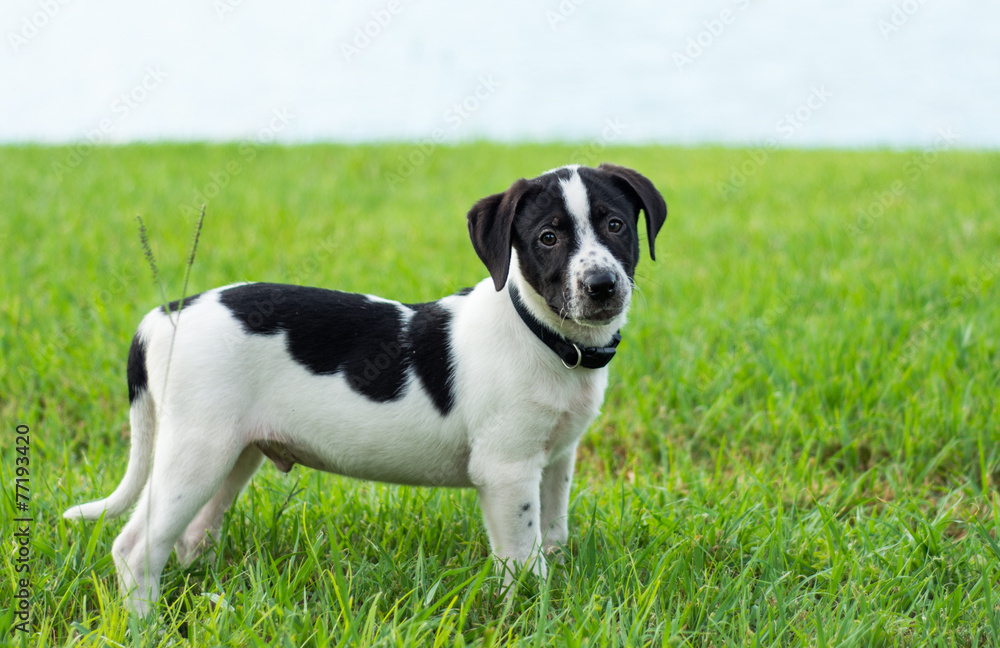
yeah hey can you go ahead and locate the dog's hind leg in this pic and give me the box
[174,445,264,566]
[115,425,245,616]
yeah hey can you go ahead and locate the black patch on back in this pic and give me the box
[455,286,474,296]
[220,283,410,403]
[127,333,148,404]
[406,302,456,415]
[161,293,203,314]
[219,283,462,413]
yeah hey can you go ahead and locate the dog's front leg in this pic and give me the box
[539,445,576,558]
[473,459,547,581]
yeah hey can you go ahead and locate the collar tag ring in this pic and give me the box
[562,343,583,369]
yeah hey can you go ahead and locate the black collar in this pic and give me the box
[508,283,621,369]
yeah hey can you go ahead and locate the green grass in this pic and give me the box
[2,142,999,646]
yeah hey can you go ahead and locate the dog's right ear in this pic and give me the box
[467,178,538,291]
[597,163,668,261]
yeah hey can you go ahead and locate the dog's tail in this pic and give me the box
[63,332,156,521]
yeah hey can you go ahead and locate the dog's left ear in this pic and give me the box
[467,178,539,291]
[598,163,668,260]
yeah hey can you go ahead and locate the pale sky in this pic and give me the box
[3,0,998,147]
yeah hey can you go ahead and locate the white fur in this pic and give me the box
[63,166,636,616]
[560,168,632,332]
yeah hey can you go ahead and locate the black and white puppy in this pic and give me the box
[64,163,667,615]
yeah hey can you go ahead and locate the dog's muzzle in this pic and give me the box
[574,268,630,325]
[584,271,618,301]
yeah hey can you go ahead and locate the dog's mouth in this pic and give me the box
[574,307,624,327]
[552,300,627,328]
[556,269,633,328]
[528,278,630,332]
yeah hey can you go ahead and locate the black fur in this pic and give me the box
[591,163,668,260]
[126,334,148,404]
[219,283,459,415]
[467,178,541,291]
[467,165,665,321]
[407,302,457,415]
[510,170,642,319]
[161,293,203,313]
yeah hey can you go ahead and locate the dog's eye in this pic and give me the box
[608,218,624,233]
[539,231,557,247]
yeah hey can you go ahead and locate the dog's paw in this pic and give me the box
[543,543,569,565]
[174,534,216,567]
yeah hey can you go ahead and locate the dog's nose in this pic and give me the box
[584,271,617,300]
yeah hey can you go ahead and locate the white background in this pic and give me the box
[3,0,997,147]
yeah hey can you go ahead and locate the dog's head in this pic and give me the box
[467,163,667,329]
